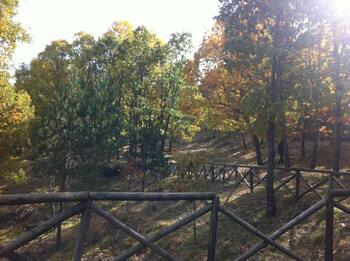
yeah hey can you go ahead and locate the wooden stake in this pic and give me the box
[207,197,219,261]
[73,200,92,261]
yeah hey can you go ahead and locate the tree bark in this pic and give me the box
[116,148,120,160]
[310,119,320,169]
[281,112,291,168]
[300,117,306,157]
[266,120,277,217]
[300,132,306,157]
[241,132,247,149]
[129,138,134,156]
[265,9,280,217]
[168,139,173,153]
[141,170,146,192]
[281,135,290,167]
[129,135,137,157]
[252,135,264,165]
[331,24,343,172]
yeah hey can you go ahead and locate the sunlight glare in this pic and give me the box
[335,0,350,18]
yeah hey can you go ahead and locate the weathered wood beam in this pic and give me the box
[113,204,211,261]
[0,203,86,258]
[0,192,216,205]
[226,167,237,181]
[89,192,216,201]
[298,178,328,200]
[236,169,252,189]
[331,190,350,197]
[91,204,177,261]
[299,175,323,199]
[207,162,350,176]
[333,200,350,215]
[0,245,32,261]
[333,177,347,190]
[73,200,92,261]
[325,198,334,261]
[0,192,89,205]
[219,205,302,261]
[224,171,252,205]
[208,197,219,261]
[274,174,296,195]
[234,199,327,261]
[253,173,267,188]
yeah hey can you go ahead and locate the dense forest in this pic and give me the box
[1,1,350,258]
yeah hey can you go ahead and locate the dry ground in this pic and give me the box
[1,134,350,260]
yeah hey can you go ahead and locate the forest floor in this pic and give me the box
[1,133,350,260]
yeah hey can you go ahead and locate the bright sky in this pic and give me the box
[12,0,219,68]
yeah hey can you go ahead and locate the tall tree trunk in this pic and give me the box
[141,170,146,192]
[116,148,120,160]
[265,10,281,217]
[281,112,291,168]
[266,120,277,217]
[129,137,134,156]
[160,139,166,154]
[310,119,320,169]
[129,136,137,157]
[331,25,343,172]
[300,132,306,157]
[281,135,290,168]
[161,115,171,153]
[241,132,247,149]
[300,117,306,157]
[252,135,264,165]
[168,139,173,153]
[266,53,278,217]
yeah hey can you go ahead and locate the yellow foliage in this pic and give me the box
[9,168,27,185]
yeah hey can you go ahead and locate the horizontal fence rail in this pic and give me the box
[0,192,218,261]
[179,162,350,205]
[1,163,350,260]
[0,192,216,205]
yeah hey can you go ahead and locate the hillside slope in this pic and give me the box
[1,135,350,260]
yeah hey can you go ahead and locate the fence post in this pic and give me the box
[234,167,238,184]
[325,172,334,261]
[249,169,254,193]
[295,170,300,202]
[208,197,219,261]
[73,200,92,261]
[222,166,226,185]
[203,166,207,180]
[193,201,197,243]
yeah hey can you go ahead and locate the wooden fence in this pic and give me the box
[1,165,350,260]
[0,192,217,261]
[181,162,349,204]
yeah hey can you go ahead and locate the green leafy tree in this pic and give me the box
[0,0,32,182]
[218,0,321,216]
[0,83,34,180]
[0,0,29,82]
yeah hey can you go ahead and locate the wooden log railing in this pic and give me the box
[0,192,217,261]
[192,162,350,204]
[1,187,349,260]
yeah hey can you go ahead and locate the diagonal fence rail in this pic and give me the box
[0,192,217,261]
[184,162,350,204]
[1,165,350,260]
